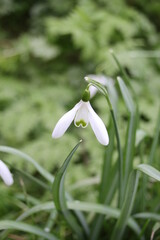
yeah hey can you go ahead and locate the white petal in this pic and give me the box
[88,102,109,145]
[74,101,89,128]
[0,160,14,186]
[52,101,82,138]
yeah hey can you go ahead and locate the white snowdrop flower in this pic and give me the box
[0,160,14,186]
[52,99,109,146]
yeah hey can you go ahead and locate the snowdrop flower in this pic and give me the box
[0,160,14,186]
[52,89,109,145]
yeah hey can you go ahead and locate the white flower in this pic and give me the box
[52,100,109,145]
[0,160,14,186]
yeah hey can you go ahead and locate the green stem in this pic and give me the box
[86,78,124,207]
[110,109,123,207]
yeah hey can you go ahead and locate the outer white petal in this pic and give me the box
[52,101,82,138]
[88,102,109,145]
[0,160,14,186]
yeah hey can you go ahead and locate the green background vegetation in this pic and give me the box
[0,0,160,239]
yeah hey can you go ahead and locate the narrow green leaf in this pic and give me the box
[99,121,115,202]
[16,201,141,237]
[117,76,135,114]
[134,215,160,239]
[52,140,89,239]
[110,109,123,207]
[90,122,116,240]
[117,77,137,202]
[90,172,118,240]
[141,108,160,211]
[136,164,160,181]
[123,113,137,192]
[0,220,58,240]
[0,146,54,182]
[134,212,160,221]
[138,219,150,239]
[17,202,54,221]
[148,108,160,164]
[111,170,139,240]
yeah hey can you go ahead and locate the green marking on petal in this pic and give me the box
[75,120,87,128]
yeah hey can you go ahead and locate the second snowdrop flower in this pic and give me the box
[52,89,109,146]
[0,160,14,186]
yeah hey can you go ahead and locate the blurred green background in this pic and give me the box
[0,0,160,199]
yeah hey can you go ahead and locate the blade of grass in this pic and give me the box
[117,76,135,113]
[140,108,160,212]
[111,170,139,240]
[148,107,160,164]
[69,201,141,237]
[52,140,89,239]
[123,113,137,188]
[134,212,160,221]
[0,146,87,235]
[90,167,118,240]
[0,220,58,240]
[0,146,54,182]
[99,120,115,202]
[136,164,160,181]
[110,108,123,206]
[16,200,141,237]
[117,77,137,198]
[90,121,116,240]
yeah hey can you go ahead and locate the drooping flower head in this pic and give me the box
[0,160,14,186]
[52,87,109,145]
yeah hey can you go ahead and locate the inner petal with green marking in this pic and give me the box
[75,119,87,128]
[74,102,89,128]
